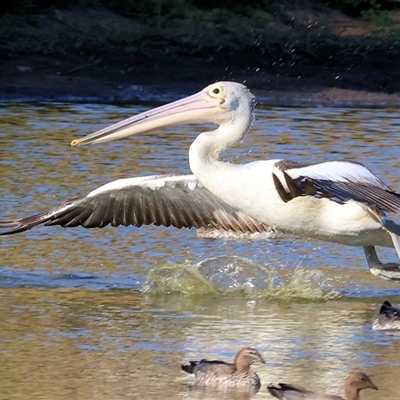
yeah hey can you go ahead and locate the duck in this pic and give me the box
[372,300,400,330]
[267,371,377,400]
[181,347,265,390]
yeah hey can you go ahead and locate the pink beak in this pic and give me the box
[71,88,227,147]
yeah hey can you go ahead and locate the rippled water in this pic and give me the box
[1,103,400,399]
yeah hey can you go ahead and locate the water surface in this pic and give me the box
[1,103,400,399]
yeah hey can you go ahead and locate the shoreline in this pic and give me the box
[1,54,400,107]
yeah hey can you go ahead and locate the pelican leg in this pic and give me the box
[364,246,400,281]
[382,216,400,257]
[362,214,400,281]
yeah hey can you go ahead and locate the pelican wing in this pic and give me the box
[273,160,400,214]
[0,174,270,235]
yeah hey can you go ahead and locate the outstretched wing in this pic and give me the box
[0,174,270,235]
[272,160,400,214]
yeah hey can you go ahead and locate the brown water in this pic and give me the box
[0,103,400,399]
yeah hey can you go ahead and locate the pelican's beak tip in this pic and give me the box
[70,139,79,147]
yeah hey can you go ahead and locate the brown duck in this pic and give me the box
[372,300,400,330]
[181,347,265,390]
[267,371,377,400]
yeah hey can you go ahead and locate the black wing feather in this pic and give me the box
[0,175,271,235]
[274,171,400,214]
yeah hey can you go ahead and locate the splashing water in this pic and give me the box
[142,256,339,300]
[141,261,220,295]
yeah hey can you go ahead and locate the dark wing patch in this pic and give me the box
[274,160,313,171]
[181,361,198,374]
[267,382,311,398]
[272,174,292,202]
[181,359,227,374]
[0,175,270,235]
[380,301,400,319]
[274,171,400,214]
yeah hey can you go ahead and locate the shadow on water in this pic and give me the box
[1,103,400,398]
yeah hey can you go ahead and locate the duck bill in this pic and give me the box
[71,90,223,147]
[366,376,378,391]
[369,381,378,390]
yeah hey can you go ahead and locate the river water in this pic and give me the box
[0,103,400,399]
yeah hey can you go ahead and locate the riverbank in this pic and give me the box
[1,5,400,106]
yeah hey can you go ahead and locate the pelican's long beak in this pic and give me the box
[71,89,225,147]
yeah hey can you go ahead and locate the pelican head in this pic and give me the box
[71,81,254,147]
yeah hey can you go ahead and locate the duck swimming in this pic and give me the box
[372,300,400,330]
[267,371,377,400]
[181,347,265,390]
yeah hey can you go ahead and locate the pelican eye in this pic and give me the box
[209,86,225,104]
[210,87,223,97]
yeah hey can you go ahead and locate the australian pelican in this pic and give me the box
[1,82,400,281]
